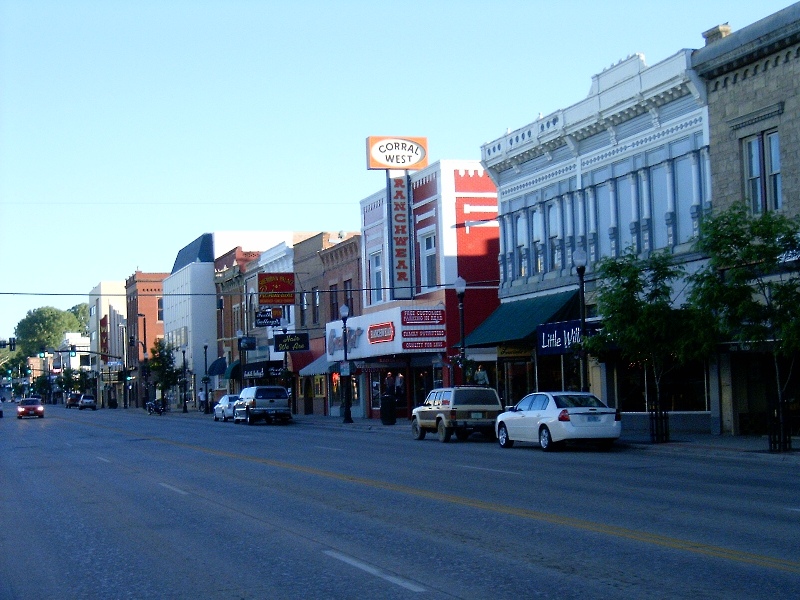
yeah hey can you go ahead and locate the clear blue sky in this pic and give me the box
[0,0,792,339]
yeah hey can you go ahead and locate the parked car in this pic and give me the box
[213,395,239,422]
[78,395,97,410]
[66,393,81,409]
[496,391,621,451]
[233,386,291,425]
[17,397,45,419]
[411,386,503,442]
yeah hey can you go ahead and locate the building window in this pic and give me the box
[300,293,307,327]
[329,284,339,322]
[157,297,164,322]
[744,130,781,213]
[312,287,320,324]
[421,233,437,289]
[344,279,354,314]
[370,252,383,303]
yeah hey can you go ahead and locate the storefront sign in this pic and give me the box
[389,174,412,299]
[402,340,447,350]
[401,328,446,338]
[255,308,282,328]
[238,336,257,351]
[367,322,395,344]
[274,333,310,352]
[537,320,582,356]
[366,136,428,170]
[258,273,295,306]
[401,309,445,325]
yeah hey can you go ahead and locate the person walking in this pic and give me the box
[394,372,405,402]
[473,364,490,386]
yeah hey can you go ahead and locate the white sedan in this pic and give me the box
[213,395,239,422]
[496,392,621,451]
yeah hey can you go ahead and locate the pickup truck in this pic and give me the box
[233,386,292,425]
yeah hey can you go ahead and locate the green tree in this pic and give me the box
[14,307,81,357]
[147,339,179,398]
[689,203,800,451]
[585,248,701,441]
[56,367,80,396]
[68,304,90,336]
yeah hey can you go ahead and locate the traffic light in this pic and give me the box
[0,340,6,349]
[9,337,15,351]
[70,345,76,357]
[38,347,45,358]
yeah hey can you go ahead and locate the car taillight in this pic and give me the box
[615,409,621,421]
[558,409,571,422]
[449,409,457,420]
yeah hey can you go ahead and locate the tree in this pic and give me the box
[585,248,701,442]
[14,307,81,357]
[56,368,80,396]
[689,203,800,451]
[147,339,179,400]
[68,304,90,336]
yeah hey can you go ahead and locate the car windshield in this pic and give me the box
[22,399,40,406]
[553,394,607,408]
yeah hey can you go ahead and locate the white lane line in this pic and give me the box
[159,483,188,496]
[459,464,521,475]
[324,550,426,592]
[96,456,111,463]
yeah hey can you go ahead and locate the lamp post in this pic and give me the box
[181,345,188,413]
[572,249,589,392]
[454,276,467,385]
[339,304,353,423]
[280,317,290,399]
[138,313,148,408]
[119,323,128,408]
[203,341,210,414]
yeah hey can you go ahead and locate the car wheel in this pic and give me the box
[455,429,470,442]
[246,408,255,425]
[213,412,219,421]
[437,420,452,443]
[411,418,426,440]
[539,426,556,452]
[498,423,514,448]
[92,407,97,411]
[598,439,615,451]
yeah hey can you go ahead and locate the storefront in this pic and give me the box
[326,306,452,421]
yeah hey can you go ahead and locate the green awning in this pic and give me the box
[464,290,579,348]
[223,359,241,380]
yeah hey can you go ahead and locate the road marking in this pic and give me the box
[459,464,520,475]
[324,550,426,592]
[96,456,111,463]
[159,483,188,495]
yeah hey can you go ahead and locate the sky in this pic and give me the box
[0,0,794,339]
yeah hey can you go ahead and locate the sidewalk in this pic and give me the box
[173,407,800,464]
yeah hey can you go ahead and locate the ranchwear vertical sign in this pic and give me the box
[389,174,412,299]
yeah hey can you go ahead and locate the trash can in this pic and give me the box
[380,393,396,425]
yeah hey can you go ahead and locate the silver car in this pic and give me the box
[496,391,621,451]
[213,395,239,422]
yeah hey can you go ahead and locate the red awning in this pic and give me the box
[288,351,315,372]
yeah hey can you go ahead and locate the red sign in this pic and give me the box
[368,322,395,344]
[402,340,447,350]
[402,329,446,338]
[258,273,295,306]
[390,175,412,299]
[401,309,446,325]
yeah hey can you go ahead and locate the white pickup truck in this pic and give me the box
[233,386,292,425]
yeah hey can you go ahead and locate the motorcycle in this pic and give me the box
[146,400,165,415]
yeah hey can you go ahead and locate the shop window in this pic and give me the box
[312,287,320,324]
[329,284,339,322]
[744,130,782,213]
[370,252,383,303]
[420,233,437,289]
[344,279,354,314]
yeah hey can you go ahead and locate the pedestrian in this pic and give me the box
[473,364,490,386]
[198,389,206,411]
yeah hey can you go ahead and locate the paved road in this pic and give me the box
[1,407,798,599]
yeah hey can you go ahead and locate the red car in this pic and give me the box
[17,397,45,419]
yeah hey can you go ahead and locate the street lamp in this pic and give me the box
[339,304,353,423]
[181,345,188,413]
[203,341,210,414]
[454,276,467,385]
[572,248,589,392]
[279,317,290,397]
[138,313,148,408]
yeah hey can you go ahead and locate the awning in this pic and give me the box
[299,354,332,376]
[223,359,241,380]
[207,357,227,376]
[464,290,579,348]
[288,351,314,372]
